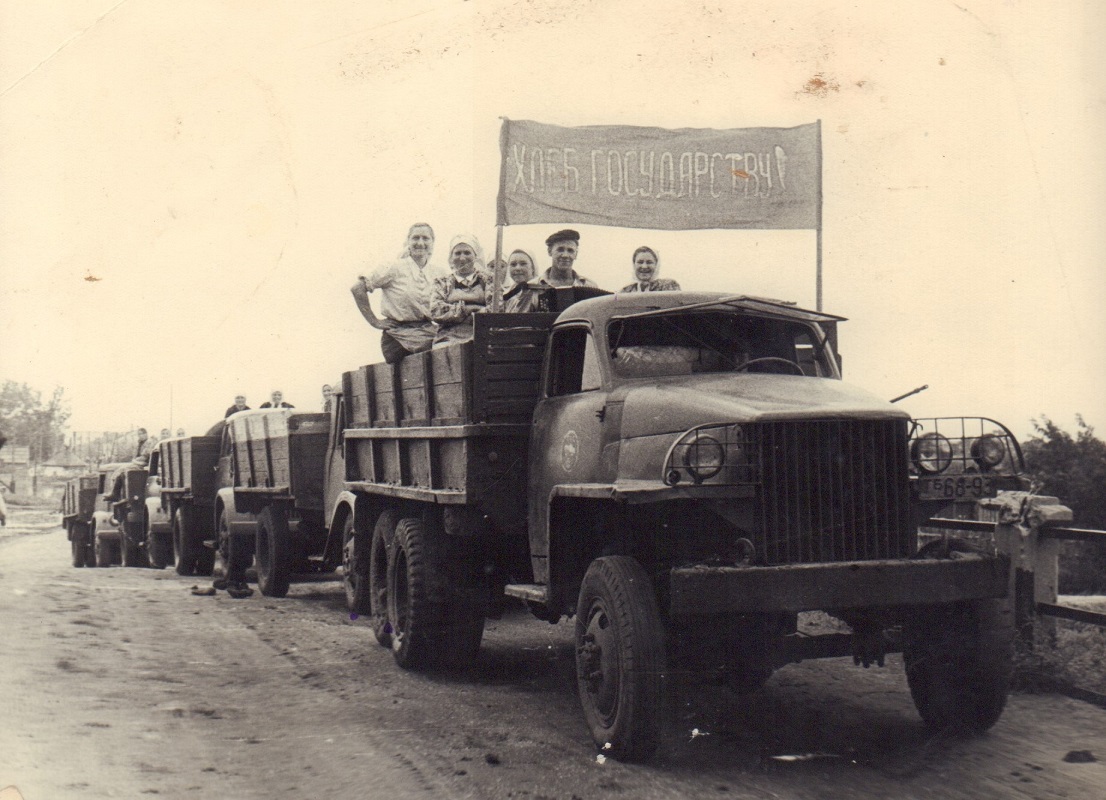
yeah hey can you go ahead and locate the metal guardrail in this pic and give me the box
[926,517,1106,630]
[1036,523,1106,627]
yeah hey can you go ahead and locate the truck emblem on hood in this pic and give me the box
[561,430,580,473]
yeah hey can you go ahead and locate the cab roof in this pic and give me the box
[554,291,846,327]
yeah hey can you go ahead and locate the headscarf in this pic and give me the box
[507,249,537,284]
[631,246,660,280]
[447,233,486,275]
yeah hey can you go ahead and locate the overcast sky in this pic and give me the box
[1,0,1103,441]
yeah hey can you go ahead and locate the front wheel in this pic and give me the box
[256,506,291,598]
[903,598,1014,734]
[575,556,666,762]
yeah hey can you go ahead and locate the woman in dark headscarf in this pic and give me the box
[620,246,681,292]
[431,233,491,346]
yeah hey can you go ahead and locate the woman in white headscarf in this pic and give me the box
[431,233,491,346]
[620,246,681,292]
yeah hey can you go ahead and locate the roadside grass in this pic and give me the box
[1013,597,1106,698]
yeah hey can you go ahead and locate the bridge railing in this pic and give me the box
[927,491,1106,704]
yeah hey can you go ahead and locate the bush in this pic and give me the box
[1022,416,1106,594]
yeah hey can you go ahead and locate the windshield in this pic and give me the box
[606,311,834,379]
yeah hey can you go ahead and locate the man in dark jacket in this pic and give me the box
[259,390,294,409]
[224,395,250,418]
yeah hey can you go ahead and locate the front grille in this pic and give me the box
[758,419,912,564]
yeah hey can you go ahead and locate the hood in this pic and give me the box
[618,374,908,439]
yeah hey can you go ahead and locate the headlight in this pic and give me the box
[911,432,953,474]
[970,435,1006,471]
[683,434,725,481]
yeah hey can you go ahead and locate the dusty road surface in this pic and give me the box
[3,509,1106,800]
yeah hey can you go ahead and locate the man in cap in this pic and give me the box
[540,229,597,288]
[505,229,599,313]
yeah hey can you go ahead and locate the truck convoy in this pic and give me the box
[69,290,1028,762]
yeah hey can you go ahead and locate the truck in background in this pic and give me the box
[157,411,337,593]
[61,473,98,567]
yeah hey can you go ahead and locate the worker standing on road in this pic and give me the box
[0,486,8,527]
[351,222,446,363]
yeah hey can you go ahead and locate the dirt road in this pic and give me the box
[3,510,1105,799]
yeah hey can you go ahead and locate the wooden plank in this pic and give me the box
[485,362,542,381]
[485,328,551,345]
[485,380,542,398]
[484,346,547,363]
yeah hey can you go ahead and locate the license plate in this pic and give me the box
[916,474,993,500]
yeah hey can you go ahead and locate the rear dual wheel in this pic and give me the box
[174,505,214,576]
[215,510,252,584]
[147,509,173,570]
[70,522,95,568]
[385,512,485,670]
[369,509,400,647]
[256,506,291,598]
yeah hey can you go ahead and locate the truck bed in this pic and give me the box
[340,313,555,526]
[228,410,329,511]
[159,435,220,501]
[61,475,98,521]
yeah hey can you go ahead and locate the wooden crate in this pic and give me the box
[343,313,556,429]
[62,475,98,521]
[229,410,328,506]
[159,436,220,500]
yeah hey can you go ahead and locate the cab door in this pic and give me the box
[527,325,608,582]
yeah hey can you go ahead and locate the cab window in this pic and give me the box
[548,328,602,396]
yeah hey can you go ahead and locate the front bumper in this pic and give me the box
[668,554,1009,616]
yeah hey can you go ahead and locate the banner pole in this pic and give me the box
[816,118,823,311]
[816,227,823,312]
[491,225,505,311]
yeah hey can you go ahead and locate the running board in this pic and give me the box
[504,583,547,603]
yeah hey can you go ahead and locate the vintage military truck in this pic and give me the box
[159,411,336,593]
[142,448,175,568]
[326,291,1024,761]
[61,473,98,567]
[94,462,151,567]
[157,430,219,576]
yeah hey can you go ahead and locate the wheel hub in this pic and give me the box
[579,608,618,717]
